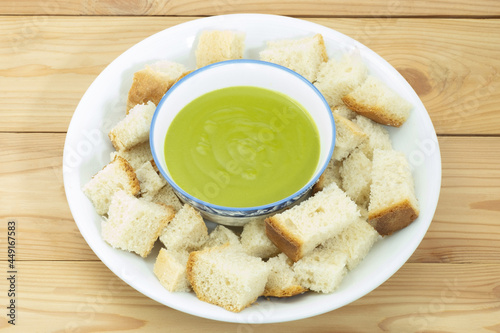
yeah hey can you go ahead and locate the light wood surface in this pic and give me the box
[0,2,499,332]
[1,17,499,134]
[1,0,500,16]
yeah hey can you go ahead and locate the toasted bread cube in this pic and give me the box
[332,113,367,161]
[154,248,191,292]
[263,253,307,297]
[260,34,327,82]
[314,55,368,107]
[109,101,156,151]
[241,219,280,259]
[368,149,420,235]
[110,141,153,170]
[293,249,348,293]
[323,217,380,270]
[159,204,208,252]
[151,183,183,212]
[202,225,241,249]
[102,190,175,257]
[343,76,412,127]
[332,103,358,120]
[353,115,392,160]
[195,30,245,68]
[266,183,359,262]
[83,156,140,215]
[135,160,166,200]
[187,245,270,312]
[127,60,186,112]
[340,148,372,207]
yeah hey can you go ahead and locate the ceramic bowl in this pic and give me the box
[150,59,335,226]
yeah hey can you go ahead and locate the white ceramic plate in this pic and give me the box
[63,14,441,323]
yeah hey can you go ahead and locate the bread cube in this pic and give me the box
[83,156,140,215]
[159,204,208,252]
[187,245,270,312]
[154,248,191,292]
[102,190,174,257]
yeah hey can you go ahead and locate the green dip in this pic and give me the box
[164,86,320,207]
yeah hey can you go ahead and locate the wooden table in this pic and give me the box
[1,1,500,332]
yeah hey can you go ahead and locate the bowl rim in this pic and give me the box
[150,59,335,212]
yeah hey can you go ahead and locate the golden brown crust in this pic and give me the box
[126,69,172,113]
[108,131,123,151]
[113,155,141,195]
[186,245,247,312]
[312,174,326,193]
[265,217,303,262]
[368,199,419,236]
[342,95,404,127]
[315,34,329,63]
[263,285,308,298]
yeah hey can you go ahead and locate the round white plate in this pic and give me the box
[63,14,441,323]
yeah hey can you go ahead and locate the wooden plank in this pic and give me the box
[1,133,499,263]
[1,260,499,331]
[410,136,500,264]
[0,133,98,261]
[1,0,500,17]
[0,16,499,134]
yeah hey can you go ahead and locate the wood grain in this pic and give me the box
[0,17,498,134]
[1,0,500,17]
[2,133,499,263]
[1,261,498,332]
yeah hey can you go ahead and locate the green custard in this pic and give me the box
[164,86,320,207]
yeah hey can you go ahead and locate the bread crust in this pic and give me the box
[186,245,253,312]
[368,199,419,236]
[263,285,307,298]
[113,155,141,195]
[126,69,171,113]
[342,95,404,127]
[312,174,326,193]
[265,217,303,262]
[314,34,329,63]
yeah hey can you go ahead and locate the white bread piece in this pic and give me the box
[159,204,208,252]
[332,103,358,120]
[332,113,367,161]
[240,219,280,259]
[265,182,359,262]
[102,190,175,257]
[342,76,412,127]
[187,245,271,312]
[353,115,392,160]
[259,34,328,82]
[323,217,380,270]
[109,101,156,151]
[136,160,167,200]
[368,149,420,236]
[151,183,183,212]
[340,148,372,207]
[146,60,186,80]
[154,248,191,292]
[314,55,368,107]
[293,247,348,293]
[313,158,342,193]
[110,141,153,170]
[127,61,186,112]
[263,253,307,297]
[202,225,241,249]
[83,156,140,215]
[195,30,245,68]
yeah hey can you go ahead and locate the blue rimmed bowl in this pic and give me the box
[150,59,335,226]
